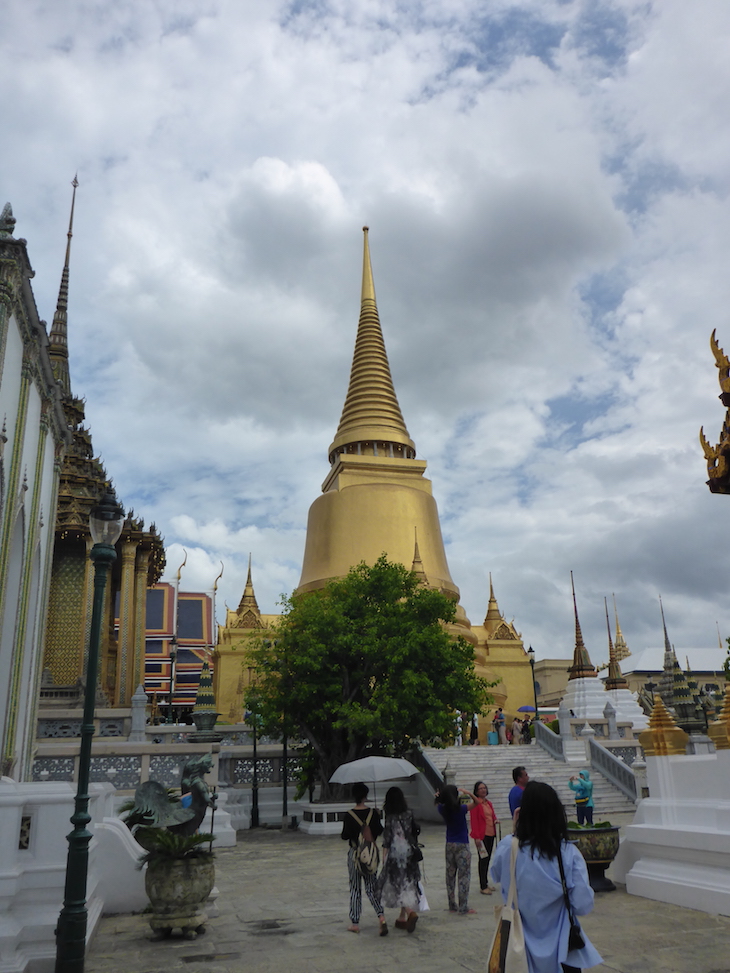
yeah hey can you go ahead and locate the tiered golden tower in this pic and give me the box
[297,228,474,644]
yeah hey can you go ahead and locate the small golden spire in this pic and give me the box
[568,572,597,680]
[328,227,415,462]
[484,573,502,624]
[236,553,260,617]
[612,593,631,660]
[638,695,688,755]
[410,527,428,583]
[604,597,629,690]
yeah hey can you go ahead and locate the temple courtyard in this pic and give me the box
[86,815,729,973]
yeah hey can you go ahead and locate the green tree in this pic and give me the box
[247,555,492,799]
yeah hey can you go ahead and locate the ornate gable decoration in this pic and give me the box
[494,621,517,640]
[701,330,730,494]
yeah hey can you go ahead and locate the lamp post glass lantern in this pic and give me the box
[55,487,124,973]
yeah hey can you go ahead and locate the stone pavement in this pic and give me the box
[86,818,730,973]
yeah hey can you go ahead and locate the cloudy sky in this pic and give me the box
[3,0,730,665]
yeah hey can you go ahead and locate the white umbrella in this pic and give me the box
[329,756,420,800]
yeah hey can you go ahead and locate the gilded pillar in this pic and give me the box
[115,539,138,706]
[133,547,151,695]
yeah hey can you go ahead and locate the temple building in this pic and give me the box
[211,230,534,725]
[214,557,277,723]
[143,581,215,720]
[38,181,164,710]
[0,203,71,778]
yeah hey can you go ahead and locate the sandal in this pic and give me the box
[348,925,360,934]
[394,919,408,929]
[406,912,418,933]
[380,921,388,937]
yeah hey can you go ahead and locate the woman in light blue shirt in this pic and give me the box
[490,782,602,973]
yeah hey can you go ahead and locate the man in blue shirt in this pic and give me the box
[508,766,529,817]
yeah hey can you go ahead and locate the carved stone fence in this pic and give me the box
[31,740,298,793]
[588,736,638,802]
[564,719,638,740]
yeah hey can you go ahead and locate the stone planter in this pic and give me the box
[145,857,216,938]
[568,825,620,892]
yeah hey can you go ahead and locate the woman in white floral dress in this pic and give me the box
[377,787,422,933]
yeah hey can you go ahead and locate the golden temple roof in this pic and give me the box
[328,227,415,460]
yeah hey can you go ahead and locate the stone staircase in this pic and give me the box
[421,743,637,823]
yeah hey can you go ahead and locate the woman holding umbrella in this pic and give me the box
[340,782,387,935]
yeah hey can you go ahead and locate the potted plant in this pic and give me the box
[567,821,620,892]
[136,827,216,939]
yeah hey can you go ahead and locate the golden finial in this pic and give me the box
[638,696,688,756]
[176,549,188,585]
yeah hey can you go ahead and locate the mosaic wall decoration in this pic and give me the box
[89,755,141,789]
[32,757,74,781]
[44,551,85,685]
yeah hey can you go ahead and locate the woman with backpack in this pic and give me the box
[377,786,422,933]
[340,781,388,935]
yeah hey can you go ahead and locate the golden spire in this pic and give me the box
[604,597,629,690]
[236,553,260,617]
[638,695,688,755]
[612,594,630,660]
[568,572,597,680]
[49,175,79,396]
[484,573,502,624]
[410,528,428,583]
[328,227,415,462]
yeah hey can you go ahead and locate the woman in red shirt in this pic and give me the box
[469,780,499,894]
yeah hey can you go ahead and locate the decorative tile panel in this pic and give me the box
[148,754,193,787]
[38,719,82,738]
[89,755,141,789]
[99,719,125,737]
[32,757,74,781]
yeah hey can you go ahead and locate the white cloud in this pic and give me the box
[3,0,730,666]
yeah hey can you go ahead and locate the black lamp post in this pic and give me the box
[245,666,260,828]
[55,486,124,973]
[527,645,539,727]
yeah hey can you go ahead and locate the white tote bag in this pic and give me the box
[487,837,529,973]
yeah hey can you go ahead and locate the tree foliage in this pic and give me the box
[246,555,492,798]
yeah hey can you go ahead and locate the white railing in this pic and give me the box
[588,736,638,802]
[535,720,565,761]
